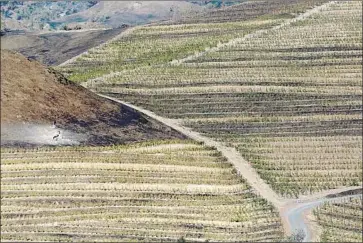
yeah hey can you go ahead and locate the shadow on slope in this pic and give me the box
[1,50,186,147]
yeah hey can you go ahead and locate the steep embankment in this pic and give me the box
[0,50,185,146]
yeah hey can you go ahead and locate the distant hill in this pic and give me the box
[0,1,242,32]
[0,50,185,146]
[57,1,202,29]
[0,1,98,31]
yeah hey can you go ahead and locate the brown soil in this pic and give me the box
[1,50,185,146]
[0,27,125,66]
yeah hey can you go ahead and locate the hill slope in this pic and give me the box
[0,1,207,32]
[1,140,284,242]
[58,1,202,28]
[0,50,185,146]
[68,0,362,198]
[1,27,126,66]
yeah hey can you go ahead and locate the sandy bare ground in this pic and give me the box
[1,50,186,147]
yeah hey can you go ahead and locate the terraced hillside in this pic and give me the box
[313,196,362,242]
[1,140,283,242]
[56,0,330,83]
[72,0,363,198]
[58,20,281,82]
[167,0,329,24]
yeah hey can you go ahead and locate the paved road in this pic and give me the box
[283,193,362,242]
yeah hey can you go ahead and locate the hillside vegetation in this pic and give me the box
[166,0,329,24]
[57,0,329,82]
[1,140,284,242]
[1,1,362,242]
[1,1,97,31]
[313,196,362,242]
[60,0,362,197]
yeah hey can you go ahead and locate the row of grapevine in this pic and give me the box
[313,196,362,242]
[87,1,362,197]
[1,140,284,242]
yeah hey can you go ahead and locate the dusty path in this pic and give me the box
[97,93,284,208]
[280,186,362,237]
[60,2,360,240]
[288,185,363,204]
[57,0,343,211]
[97,93,362,242]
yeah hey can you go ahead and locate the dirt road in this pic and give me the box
[97,93,284,208]
[97,93,362,242]
[56,2,359,239]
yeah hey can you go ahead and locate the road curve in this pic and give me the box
[95,93,362,242]
[283,192,362,242]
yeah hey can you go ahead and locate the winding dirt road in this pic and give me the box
[97,93,362,242]
[58,2,361,240]
[97,94,283,207]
